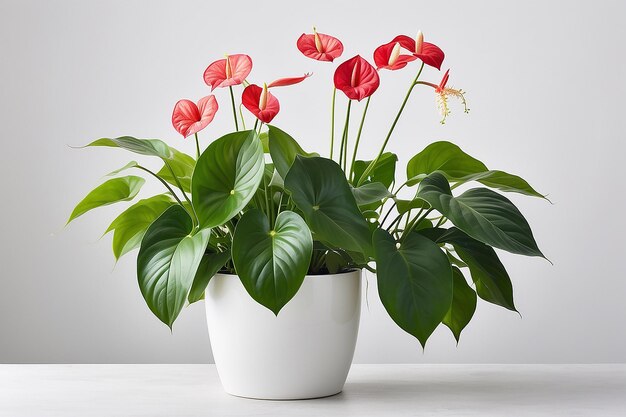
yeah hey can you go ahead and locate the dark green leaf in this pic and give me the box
[157,149,195,193]
[105,194,174,260]
[232,209,313,315]
[68,176,145,224]
[443,266,477,342]
[374,229,453,347]
[267,125,318,179]
[188,251,232,304]
[353,152,398,188]
[395,197,429,215]
[192,130,264,228]
[419,227,517,311]
[459,170,547,199]
[352,182,393,207]
[417,172,543,257]
[137,205,211,327]
[407,141,487,185]
[285,156,373,255]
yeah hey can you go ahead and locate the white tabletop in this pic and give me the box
[1,364,624,416]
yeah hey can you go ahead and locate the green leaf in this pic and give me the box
[192,130,264,228]
[443,266,477,342]
[259,131,270,153]
[232,209,313,315]
[407,141,487,185]
[188,251,231,304]
[156,149,195,193]
[68,176,145,224]
[137,205,211,327]
[395,197,429,215]
[352,182,393,207]
[374,229,453,347]
[285,156,373,255]
[458,170,547,199]
[105,195,174,260]
[419,227,517,311]
[106,161,138,176]
[417,172,543,257]
[353,152,398,188]
[267,125,318,179]
[86,136,173,159]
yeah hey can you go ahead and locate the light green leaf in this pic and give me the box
[395,197,429,215]
[443,266,477,342]
[86,136,173,159]
[417,172,544,257]
[192,130,264,228]
[137,205,211,327]
[285,156,373,256]
[232,209,313,315]
[407,141,487,185]
[188,251,231,304]
[267,125,318,179]
[105,194,174,260]
[68,176,145,224]
[157,148,195,193]
[106,161,138,176]
[374,229,453,347]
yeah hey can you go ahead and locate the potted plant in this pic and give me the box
[68,29,547,400]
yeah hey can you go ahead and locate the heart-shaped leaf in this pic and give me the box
[187,250,232,304]
[192,130,264,228]
[285,156,373,255]
[68,176,145,224]
[443,266,477,342]
[407,141,487,185]
[374,229,453,347]
[419,227,517,311]
[417,172,544,257]
[232,209,313,315]
[137,205,211,327]
[105,194,174,260]
[267,125,318,179]
[156,148,195,193]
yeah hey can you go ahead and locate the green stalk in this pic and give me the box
[339,100,352,172]
[238,104,247,130]
[349,96,371,183]
[330,87,337,160]
[163,160,199,227]
[229,86,239,131]
[357,63,425,187]
[194,133,200,159]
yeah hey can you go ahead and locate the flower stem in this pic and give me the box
[349,96,371,183]
[229,86,239,131]
[356,63,425,187]
[194,133,200,159]
[238,104,247,130]
[339,100,352,172]
[163,160,199,228]
[330,87,337,160]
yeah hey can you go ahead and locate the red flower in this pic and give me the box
[391,31,445,70]
[333,55,380,101]
[203,54,253,91]
[171,95,219,137]
[297,29,343,62]
[267,73,312,88]
[373,41,417,71]
[242,84,280,124]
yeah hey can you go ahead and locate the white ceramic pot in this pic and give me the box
[204,270,362,400]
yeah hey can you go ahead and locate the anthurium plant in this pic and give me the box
[69,29,547,346]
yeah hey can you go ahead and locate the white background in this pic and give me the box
[1,0,624,364]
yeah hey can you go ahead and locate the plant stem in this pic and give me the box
[339,100,352,172]
[238,104,247,130]
[357,63,425,187]
[194,133,200,159]
[349,96,371,183]
[135,165,194,221]
[253,119,259,131]
[402,208,432,242]
[163,160,199,227]
[229,86,239,131]
[330,87,337,160]
[263,170,271,227]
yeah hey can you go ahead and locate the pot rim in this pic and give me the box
[214,269,361,278]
